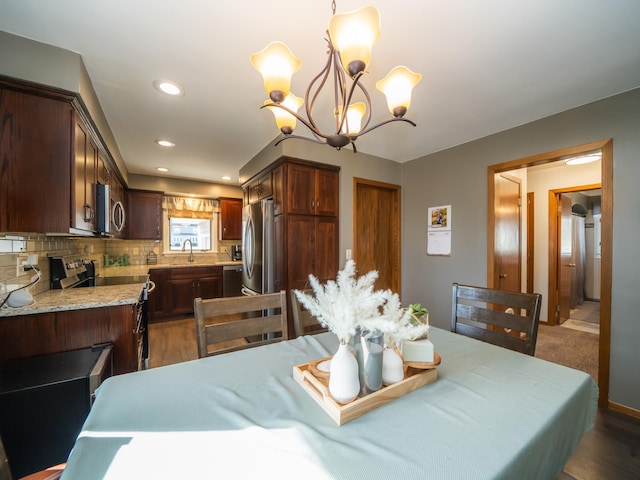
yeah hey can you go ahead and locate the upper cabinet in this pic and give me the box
[219,198,243,240]
[0,79,126,236]
[73,117,97,233]
[283,163,339,217]
[245,171,273,206]
[0,82,74,234]
[126,189,162,240]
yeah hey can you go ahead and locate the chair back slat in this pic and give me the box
[290,290,328,337]
[194,291,288,358]
[451,283,542,356]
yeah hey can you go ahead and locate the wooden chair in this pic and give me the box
[194,291,288,358]
[451,283,542,356]
[290,290,328,337]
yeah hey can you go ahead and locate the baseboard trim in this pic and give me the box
[608,400,640,419]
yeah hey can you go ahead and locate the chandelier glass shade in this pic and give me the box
[250,3,421,152]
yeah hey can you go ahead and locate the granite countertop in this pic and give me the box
[0,283,146,318]
[97,261,242,277]
[0,261,243,318]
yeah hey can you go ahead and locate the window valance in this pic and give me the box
[163,196,219,220]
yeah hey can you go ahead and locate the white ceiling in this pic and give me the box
[1,0,639,186]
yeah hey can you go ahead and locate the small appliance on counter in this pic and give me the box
[231,244,242,261]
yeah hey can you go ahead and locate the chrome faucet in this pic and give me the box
[182,239,195,262]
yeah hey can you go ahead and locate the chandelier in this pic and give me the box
[250,2,421,153]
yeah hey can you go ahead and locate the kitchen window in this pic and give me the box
[168,217,211,251]
[161,196,220,254]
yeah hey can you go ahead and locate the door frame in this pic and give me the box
[488,138,612,408]
[548,185,601,326]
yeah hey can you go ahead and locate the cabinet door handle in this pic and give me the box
[84,204,95,222]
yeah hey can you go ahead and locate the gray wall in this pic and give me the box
[0,31,129,182]
[128,174,243,199]
[401,88,640,410]
[241,139,403,267]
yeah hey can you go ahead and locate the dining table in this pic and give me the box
[61,327,598,480]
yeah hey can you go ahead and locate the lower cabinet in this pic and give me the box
[0,304,140,376]
[149,266,223,320]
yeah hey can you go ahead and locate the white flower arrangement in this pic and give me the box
[294,260,429,345]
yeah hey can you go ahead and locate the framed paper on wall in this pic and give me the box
[427,205,451,256]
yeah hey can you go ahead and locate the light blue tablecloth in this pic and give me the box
[62,328,597,480]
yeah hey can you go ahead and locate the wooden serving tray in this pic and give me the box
[293,356,438,425]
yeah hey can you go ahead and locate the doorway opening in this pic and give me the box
[487,139,612,408]
[548,186,601,327]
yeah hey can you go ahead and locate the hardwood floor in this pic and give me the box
[148,317,198,368]
[148,317,640,479]
[560,408,640,480]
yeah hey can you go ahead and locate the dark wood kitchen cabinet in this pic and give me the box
[245,170,273,205]
[0,304,141,375]
[0,83,73,233]
[150,266,223,319]
[244,158,339,337]
[73,118,97,233]
[148,268,169,320]
[219,197,243,240]
[279,214,338,290]
[0,78,124,235]
[283,162,339,217]
[168,266,222,315]
[126,189,162,240]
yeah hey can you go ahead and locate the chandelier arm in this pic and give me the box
[260,103,327,141]
[274,133,327,147]
[332,49,349,133]
[356,117,417,137]
[338,70,375,134]
[305,43,335,131]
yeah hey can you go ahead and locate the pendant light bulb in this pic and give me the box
[251,41,302,103]
[328,6,381,77]
[264,93,304,134]
[376,66,422,117]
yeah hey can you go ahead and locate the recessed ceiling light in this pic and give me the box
[153,80,184,96]
[156,167,169,172]
[221,176,232,181]
[155,139,175,147]
[565,153,601,165]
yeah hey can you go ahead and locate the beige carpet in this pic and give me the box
[535,324,599,381]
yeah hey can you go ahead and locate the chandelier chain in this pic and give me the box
[331,0,336,15]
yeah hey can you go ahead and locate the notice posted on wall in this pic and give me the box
[427,205,451,256]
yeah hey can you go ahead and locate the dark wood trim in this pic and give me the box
[608,401,640,420]
[488,138,613,409]
[526,192,534,293]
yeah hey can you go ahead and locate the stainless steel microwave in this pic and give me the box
[96,184,125,236]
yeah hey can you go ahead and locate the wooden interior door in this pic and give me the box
[494,173,521,293]
[558,194,573,324]
[353,178,401,292]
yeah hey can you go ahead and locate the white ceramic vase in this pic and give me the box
[329,342,360,403]
[382,346,405,385]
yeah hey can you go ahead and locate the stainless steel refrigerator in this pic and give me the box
[241,198,274,295]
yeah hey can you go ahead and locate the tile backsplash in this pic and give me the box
[0,235,240,302]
